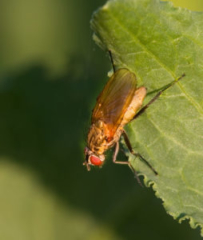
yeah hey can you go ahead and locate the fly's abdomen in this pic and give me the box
[121,86,146,126]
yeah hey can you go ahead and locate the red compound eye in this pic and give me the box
[90,155,103,166]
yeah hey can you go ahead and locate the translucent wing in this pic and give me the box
[92,68,137,137]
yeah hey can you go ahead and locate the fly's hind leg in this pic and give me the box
[122,129,158,175]
[112,140,143,186]
[132,73,185,121]
[108,50,116,73]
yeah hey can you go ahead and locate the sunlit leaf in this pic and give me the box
[91,0,203,235]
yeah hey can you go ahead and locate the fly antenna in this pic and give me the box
[108,50,116,73]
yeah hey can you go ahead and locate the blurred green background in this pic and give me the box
[0,0,202,239]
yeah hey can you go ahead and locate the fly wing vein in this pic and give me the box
[91,69,137,135]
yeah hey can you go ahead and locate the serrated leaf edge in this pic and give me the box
[142,174,203,236]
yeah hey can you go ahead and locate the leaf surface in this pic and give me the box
[91,0,203,235]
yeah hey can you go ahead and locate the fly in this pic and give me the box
[84,51,185,183]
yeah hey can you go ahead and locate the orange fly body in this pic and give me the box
[84,52,185,180]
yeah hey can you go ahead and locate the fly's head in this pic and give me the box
[83,147,105,171]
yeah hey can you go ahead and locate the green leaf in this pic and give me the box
[91,0,203,236]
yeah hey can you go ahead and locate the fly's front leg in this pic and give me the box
[113,140,143,186]
[122,130,158,175]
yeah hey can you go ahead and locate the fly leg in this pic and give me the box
[108,50,116,73]
[132,73,185,120]
[113,140,143,186]
[122,129,158,175]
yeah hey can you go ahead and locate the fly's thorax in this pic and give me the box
[87,120,109,155]
[121,86,146,126]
